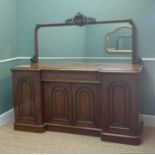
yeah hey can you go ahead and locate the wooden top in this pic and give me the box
[12,62,142,73]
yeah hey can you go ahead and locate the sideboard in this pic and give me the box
[12,62,143,145]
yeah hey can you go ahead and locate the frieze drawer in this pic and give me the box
[42,71,100,83]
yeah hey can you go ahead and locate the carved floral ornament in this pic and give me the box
[65,12,96,26]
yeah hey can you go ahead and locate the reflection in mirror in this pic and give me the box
[38,26,85,57]
[105,25,132,53]
[38,23,132,63]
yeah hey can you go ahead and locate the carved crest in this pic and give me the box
[65,12,96,26]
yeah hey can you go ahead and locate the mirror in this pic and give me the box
[105,25,132,53]
[38,23,132,63]
[32,13,138,64]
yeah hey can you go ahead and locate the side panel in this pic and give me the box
[12,71,42,125]
[109,81,131,129]
[101,74,140,135]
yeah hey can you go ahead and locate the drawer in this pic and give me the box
[42,71,100,83]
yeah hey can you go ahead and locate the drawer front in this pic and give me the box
[42,71,100,83]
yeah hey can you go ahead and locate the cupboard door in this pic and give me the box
[101,74,140,135]
[12,71,42,125]
[72,84,99,128]
[45,82,72,125]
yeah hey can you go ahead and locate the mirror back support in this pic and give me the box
[31,12,140,64]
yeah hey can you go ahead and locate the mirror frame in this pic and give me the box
[31,12,140,64]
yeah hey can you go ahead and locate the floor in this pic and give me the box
[0,122,155,154]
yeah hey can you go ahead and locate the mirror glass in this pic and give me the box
[38,23,132,63]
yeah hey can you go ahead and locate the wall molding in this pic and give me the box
[1,57,155,63]
[19,56,132,60]
[38,57,131,60]
[141,58,155,61]
[0,57,18,63]
[18,56,31,60]
[0,109,14,127]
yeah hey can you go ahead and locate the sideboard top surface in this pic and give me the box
[12,62,142,73]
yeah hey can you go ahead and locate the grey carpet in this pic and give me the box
[0,122,155,154]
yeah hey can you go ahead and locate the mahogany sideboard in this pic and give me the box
[12,62,143,145]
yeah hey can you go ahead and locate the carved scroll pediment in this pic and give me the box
[65,12,96,26]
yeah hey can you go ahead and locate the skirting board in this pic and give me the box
[0,110,155,127]
[141,115,155,127]
[0,109,14,127]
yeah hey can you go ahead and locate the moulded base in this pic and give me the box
[14,123,46,133]
[14,122,143,145]
[100,132,142,145]
[14,123,100,137]
[100,122,143,145]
